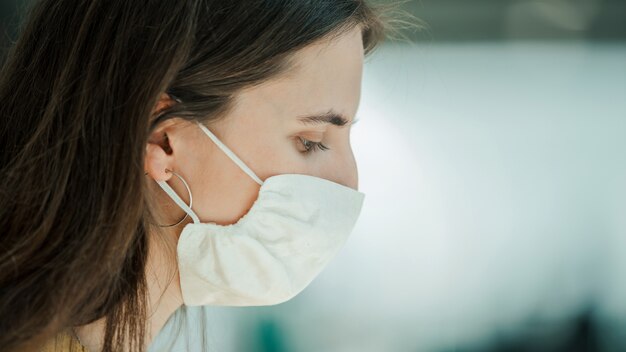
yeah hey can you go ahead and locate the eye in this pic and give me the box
[298,136,330,154]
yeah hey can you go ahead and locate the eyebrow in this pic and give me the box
[297,109,359,127]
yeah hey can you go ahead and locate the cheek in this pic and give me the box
[255,136,311,177]
[186,145,262,225]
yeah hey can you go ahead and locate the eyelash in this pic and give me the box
[298,137,330,154]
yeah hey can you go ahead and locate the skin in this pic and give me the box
[75,25,364,351]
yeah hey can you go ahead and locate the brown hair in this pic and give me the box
[0,0,415,351]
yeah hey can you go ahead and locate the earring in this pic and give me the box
[145,168,192,227]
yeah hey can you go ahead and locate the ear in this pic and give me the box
[144,93,180,182]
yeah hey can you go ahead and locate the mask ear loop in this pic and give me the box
[196,121,264,186]
[151,168,201,225]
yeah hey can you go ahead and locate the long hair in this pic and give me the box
[0,0,408,351]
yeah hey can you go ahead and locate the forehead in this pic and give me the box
[286,25,365,90]
[232,26,365,122]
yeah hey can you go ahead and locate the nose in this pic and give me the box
[325,146,359,191]
[345,155,359,191]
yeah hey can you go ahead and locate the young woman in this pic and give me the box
[0,1,396,351]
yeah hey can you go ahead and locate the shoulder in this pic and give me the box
[40,329,89,352]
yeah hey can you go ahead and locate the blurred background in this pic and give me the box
[3,0,625,351]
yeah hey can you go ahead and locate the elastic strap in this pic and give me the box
[156,179,201,224]
[196,121,264,185]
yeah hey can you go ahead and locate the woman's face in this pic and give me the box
[146,26,364,226]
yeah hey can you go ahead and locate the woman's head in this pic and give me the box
[0,0,393,351]
[146,24,366,227]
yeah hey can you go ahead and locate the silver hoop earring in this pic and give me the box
[145,168,192,227]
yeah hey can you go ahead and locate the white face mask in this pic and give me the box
[155,121,365,306]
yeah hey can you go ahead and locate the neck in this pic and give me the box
[74,228,184,351]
